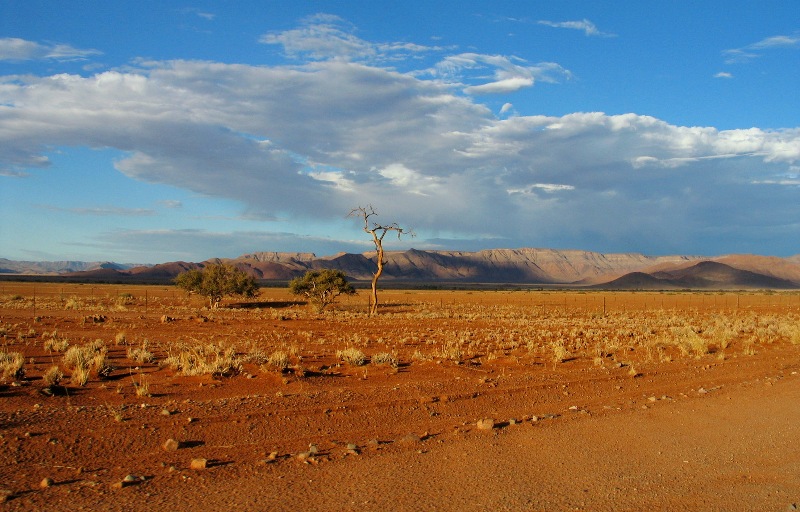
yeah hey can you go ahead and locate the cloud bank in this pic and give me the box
[2,18,800,257]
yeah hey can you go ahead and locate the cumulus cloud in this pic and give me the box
[0,37,101,61]
[1,17,799,255]
[714,71,733,79]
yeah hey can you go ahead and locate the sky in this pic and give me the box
[1,1,798,263]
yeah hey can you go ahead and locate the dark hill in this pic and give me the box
[597,261,798,290]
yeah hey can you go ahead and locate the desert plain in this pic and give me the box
[1,282,800,511]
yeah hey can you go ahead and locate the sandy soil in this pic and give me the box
[1,284,799,511]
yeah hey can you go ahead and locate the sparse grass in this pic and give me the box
[371,352,398,367]
[42,366,63,388]
[134,374,150,397]
[62,341,112,385]
[439,341,463,361]
[337,347,366,366]
[551,339,570,363]
[127,341,155,364]
[265,350,290,370]
[164,342,242,376]
[43,337,70,352]
[0,350,24,381]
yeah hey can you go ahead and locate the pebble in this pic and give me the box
[476,418,495,430]
[162,438,180,451]
[190,458,208,470]
[398,433,421,444]
[40,477,54,488]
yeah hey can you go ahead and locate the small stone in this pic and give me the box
[398,433,421,444]
[476,418,495,430]
[698,387,708,394]
[190,458,208,470]
[308,444,319,455]
[531,415,539,422]
[648,396,657,402]
[268,451,279,460]
[568,405,579,411]
[40,477,54,488]
[160,409,171,416]
[162,438,180,451]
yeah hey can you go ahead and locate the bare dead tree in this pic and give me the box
[349,205,413,315]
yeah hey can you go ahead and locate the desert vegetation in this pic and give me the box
[1,283,798,391]
[1,282,800,509]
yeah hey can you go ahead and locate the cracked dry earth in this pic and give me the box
[1,285,800,511]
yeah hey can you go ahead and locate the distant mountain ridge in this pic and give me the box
[0,258,143,275]
[2,249,799,289]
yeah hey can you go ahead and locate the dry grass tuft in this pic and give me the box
[0,351,24,381]
[337,347,366,366]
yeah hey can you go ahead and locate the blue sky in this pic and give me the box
[1,1,798,263]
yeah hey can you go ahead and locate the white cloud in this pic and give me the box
[0,37,101,61]
[260,14,443,63]
[2,17,799,256]
[537,19,615,37]
[724,32,800,63]
[714,71,733,79]
[433,53,571,95]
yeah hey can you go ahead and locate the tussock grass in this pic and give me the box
[62,341,112,386]
[371,352,398,367]
[164,342,242,376]
[337,347,366,366]
[0,351,24,381]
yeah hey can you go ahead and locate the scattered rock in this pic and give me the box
[398,433,421,444]
[112,474,145,489]
[40,477,53,488]
[162,438,180,451]
[160,408,172,416]
[190,458,208,470]
[476,418,495,430]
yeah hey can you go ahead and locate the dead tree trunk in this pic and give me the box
[349,205,412,316]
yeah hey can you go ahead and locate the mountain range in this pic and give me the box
[2,249,799,289]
